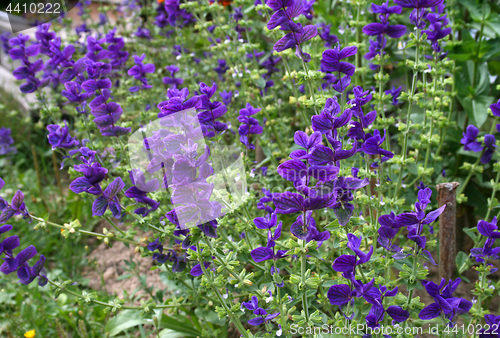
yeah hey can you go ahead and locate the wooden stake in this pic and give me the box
[437,182,459,281]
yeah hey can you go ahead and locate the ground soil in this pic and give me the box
[82,222,165,300]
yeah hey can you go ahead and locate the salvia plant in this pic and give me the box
[1,0,500,337]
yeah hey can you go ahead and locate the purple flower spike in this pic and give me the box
[47,122,79,150]
[320,44,357,92]
[128,53,155,92]
[0,128,17,155]
[238,103,263,150]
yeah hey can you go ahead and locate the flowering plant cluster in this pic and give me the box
[1,0,500,337]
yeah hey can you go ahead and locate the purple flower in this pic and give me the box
[219,90,232,106]
[491,99,500,118]
[92,177,125,218]
[372,1,403,14]
[99,13,107,25]
[419,278,472,324]
[391,187,445,261]
[128,54,155,92]
[324,176,369,226]
[242,295,280,326]
[9,34,43,93]
[214,59,229,78]
[250,222,288,262]
[272,191,336,215]
[274,24,318,62]
[162,0,194,28]
[481,315,500,337]
[190,261,212,276]
[46,122,79,150]
[135,27,152,40]
[471,217,500,264]
[320,45,357,92]
[0,188,32,224]
[266,1,318,62]
[70,147,108,196]
[361,130,394,164]
[197,83,228,137]
[124,170,160,217]
[460,125,483,152]
[481,134,497,164]
[302,0,315,19]
[362,22,406,39]
[157,87,201,118]
[385,86,403,106]
[328,244,375,309]
[238,103,263,150]
[0,128,17,155]
[318,23,339,47]
[290,211,330,247]
[147,238,169,264]
[62,82,92,103]
[258,188,274,214]
[254,213,280,230]
[163,65,184,88]
[242,296,259,311]
[423,4,451,53]
[0,32,12,55]
[105,28,129,69]
[362,285,409,328]
[0,223,46,286]
[76,23,91,36]
[394,0,443,9]
[333,234,373,272]
[378,212,402,254]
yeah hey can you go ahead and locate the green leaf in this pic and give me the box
[105,310,149,337]
[460,0,490,22]
[463,227,477,241]
[160,316,201,337]
[456,61,490,98]
[456,251,469,274]
[407,162,419,175]
[485,16,500,37]
[194,308,227,326]
[458,95,495,128]
[255,77,266,88]
[159,329,185,338]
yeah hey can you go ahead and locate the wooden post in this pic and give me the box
[437,182,459,281]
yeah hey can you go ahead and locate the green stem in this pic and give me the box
[485,170,500,221]
[47,279,190,309]
[394,28,421,199]
[424,53,439,170]
[300,244,310,335]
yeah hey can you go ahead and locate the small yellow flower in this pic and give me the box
[24,330,36,338]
